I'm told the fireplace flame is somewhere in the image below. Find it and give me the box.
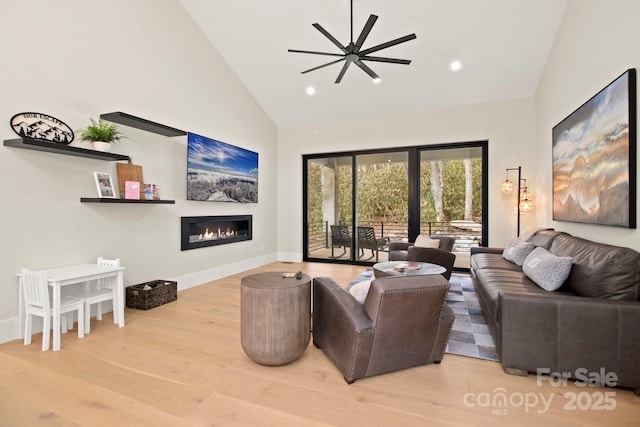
[198,227,236,241]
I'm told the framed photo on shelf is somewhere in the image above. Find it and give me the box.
[143,184,160,200]
[143,184,154,200]
[94,172,117,198]
[125,181,140,200]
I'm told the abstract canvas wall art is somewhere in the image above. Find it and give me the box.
[552,69,636,228]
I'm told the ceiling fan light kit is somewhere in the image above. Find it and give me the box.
[288,0,417,84]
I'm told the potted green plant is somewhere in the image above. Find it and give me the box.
[77,118,126,152]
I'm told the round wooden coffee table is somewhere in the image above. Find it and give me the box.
[373,261,446,278]
[241,272,311,365]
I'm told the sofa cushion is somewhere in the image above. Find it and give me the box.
[522,247,572,291]
[473,269,542,323]
[550,234,640,300]
[519,227,553,242]
[471,252,522,272]
[527,229,561,250]
[502,238,535,266]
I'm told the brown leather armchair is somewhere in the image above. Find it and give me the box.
[312,274,455,384]
[407,247,456,280]
[389,235,455,259]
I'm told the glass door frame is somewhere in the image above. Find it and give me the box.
[302,141,488,266]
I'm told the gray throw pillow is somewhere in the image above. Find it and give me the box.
[502,238,535,266]
[522,247,572,291]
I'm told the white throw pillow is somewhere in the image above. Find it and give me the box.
[414,235,440,248]
[522,247,572,291]
[348,280,372,305]
[502,237,535,266]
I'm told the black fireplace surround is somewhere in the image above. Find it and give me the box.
[181,215,252,251]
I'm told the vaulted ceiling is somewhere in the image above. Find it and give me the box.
[179,0,567,126]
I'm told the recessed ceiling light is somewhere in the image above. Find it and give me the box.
[306,86,316,95]
[450,61,462,71]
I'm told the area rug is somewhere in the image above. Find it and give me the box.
[346,270,499,362]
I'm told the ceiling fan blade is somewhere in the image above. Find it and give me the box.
[358,34,417,56]
[360,56,412,65]
[335,61,352,84]
[288,49,345,58]
[354,14,378,52]
[353,59,380,80]
[313,23,349,54]
[301,58,346,74]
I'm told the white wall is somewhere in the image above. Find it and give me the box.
[5,0,639,344]
[279,0,640,261]
[535,0,640,250]
[0,0,277,340]
[277,97,539,260]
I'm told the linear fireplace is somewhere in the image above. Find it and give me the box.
[181,215,252,251]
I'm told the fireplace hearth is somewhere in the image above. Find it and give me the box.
[181,215,252,250]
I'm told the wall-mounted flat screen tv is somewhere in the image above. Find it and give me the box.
[187,132,258,203]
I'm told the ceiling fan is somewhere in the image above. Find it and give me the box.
[288,0,417,83]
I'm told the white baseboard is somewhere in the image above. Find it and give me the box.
[0,253,280,345]
[0,317,20,346]
[277,252,303,263]
[171,253,278,291]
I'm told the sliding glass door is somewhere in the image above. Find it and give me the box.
[303,141,487,268]
[419,146,486,268]
[355,151,408,262]
[305,155,353,261]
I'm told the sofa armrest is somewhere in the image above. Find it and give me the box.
[500,292,640,390]
[312,277,376,380]
[471,246,504,255]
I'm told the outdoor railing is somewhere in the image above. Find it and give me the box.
[307,220,483,255]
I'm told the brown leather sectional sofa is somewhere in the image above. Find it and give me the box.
[470,229,640,393]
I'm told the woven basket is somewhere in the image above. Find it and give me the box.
[126,280,177,310]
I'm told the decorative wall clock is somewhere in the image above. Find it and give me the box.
[10,112,74,144]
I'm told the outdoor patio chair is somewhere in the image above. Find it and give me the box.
[357,226,389,262]
[330,225,352,258]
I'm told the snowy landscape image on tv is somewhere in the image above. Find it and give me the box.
[187,132,258,203]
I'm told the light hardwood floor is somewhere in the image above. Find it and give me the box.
[1,262,637,426]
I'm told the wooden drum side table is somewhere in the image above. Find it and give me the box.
[241,272,311,365]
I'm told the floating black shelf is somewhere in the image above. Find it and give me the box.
[80,198,175,204]
[4,137,130,161]
[100,112,186,137]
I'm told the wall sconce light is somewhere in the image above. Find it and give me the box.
[502,166,533,235]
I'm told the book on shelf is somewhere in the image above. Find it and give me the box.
[125,181,140,200]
